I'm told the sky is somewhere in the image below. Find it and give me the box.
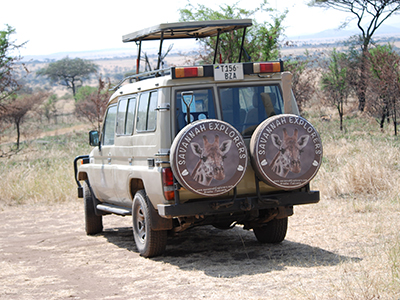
[1,0,399,57]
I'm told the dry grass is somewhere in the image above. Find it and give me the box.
[0,130,91,208]
[304,110,400,299]
[314,136,400,200]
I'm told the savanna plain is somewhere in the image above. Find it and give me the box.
[1,102,400,299]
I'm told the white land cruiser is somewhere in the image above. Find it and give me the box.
[74,19,323,258]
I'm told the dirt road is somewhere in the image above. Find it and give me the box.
[0,199,397,299]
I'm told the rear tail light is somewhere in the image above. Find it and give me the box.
[162,167,175,201]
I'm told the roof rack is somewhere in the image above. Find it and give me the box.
[123,19,252,42]
[126,19,252,70]
[111,19,253,91]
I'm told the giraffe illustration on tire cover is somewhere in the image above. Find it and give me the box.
[270,128,310,178]
[190,135,232,186]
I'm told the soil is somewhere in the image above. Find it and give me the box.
[0,198,397,299]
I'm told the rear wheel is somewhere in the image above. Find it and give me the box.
[132,190,167,258]
[253,217,288,244]
[83,181,103,235]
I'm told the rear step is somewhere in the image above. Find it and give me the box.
[96,203,132,216]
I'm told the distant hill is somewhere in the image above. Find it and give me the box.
[23,48,138,62]
[288,23,400,41]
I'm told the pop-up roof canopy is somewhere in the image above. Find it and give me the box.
[122,19,253,72]
[122,19,253,42]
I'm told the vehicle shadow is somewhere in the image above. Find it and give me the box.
[102,225,362,278]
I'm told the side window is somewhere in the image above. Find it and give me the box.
[147,92,158,131]
[102,105,117,146]
[137,91,158,132]
[176,88,216,132]
[116,98,128,135]
[116,97,137,135]
[125,97,137,135]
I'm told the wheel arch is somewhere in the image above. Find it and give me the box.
[129,178,144,199]
[131,183,173,231]
[78,171,88,181]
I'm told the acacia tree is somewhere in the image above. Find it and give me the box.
[37,57,98,97]
[75,76,111,132]
[367,44,400,134]
[308,0,400,111]
[0,25,27,115]
[321,49,352,131]
[3,91,49,149]
[179,2,286,63]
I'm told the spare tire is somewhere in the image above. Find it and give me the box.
[250,114,323,190]
[170,119,248,196]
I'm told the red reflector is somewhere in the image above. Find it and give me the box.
[254,62,281,73]
[162,168,174,186]
[175,67,203,78]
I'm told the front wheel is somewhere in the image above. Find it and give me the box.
[132,190,167,258]
[83,181,103,235]
[253,217,288,244]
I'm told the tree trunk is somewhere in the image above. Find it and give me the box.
[16,119,20,150]
[338,102,343,131]
[72,81,76,98]
[358,46,369,112]
[393,100,397,136]
[380,113,385,131]
[380,104,388,131]
[358,61,367,111]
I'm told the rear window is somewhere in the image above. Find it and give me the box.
[175,88,216,132]
[219,85,284,136]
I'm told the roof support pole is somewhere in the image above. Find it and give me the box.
[156,31,164,70]
[213,29,221,64]
[136,40,142,74]
[239,27,246,63]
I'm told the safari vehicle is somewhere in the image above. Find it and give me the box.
[74,19,323,258]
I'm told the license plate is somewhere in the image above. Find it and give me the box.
[214,63,244,81]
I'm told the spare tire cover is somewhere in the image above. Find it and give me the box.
[250,114,323,190]
[170,119,248,196]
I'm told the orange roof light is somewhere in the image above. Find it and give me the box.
[174,66,204,78]
[253,62,282,73]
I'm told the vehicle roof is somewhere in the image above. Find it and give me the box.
[122,19,253,42]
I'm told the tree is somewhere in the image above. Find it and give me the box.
[75,85,97,103]
[308,0,400,111]
[42,93,58,124]
[75,76,111,132]
[3,91,49,149]
[321,49,352,131]
[0,24,27,114]
[179,1,286,64]
[285,51,319,113]
[367,44,400,135]
[37,57,98,97]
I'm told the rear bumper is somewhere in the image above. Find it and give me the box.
[157,190,319,218]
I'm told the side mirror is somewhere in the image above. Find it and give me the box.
[89,130,99,147]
